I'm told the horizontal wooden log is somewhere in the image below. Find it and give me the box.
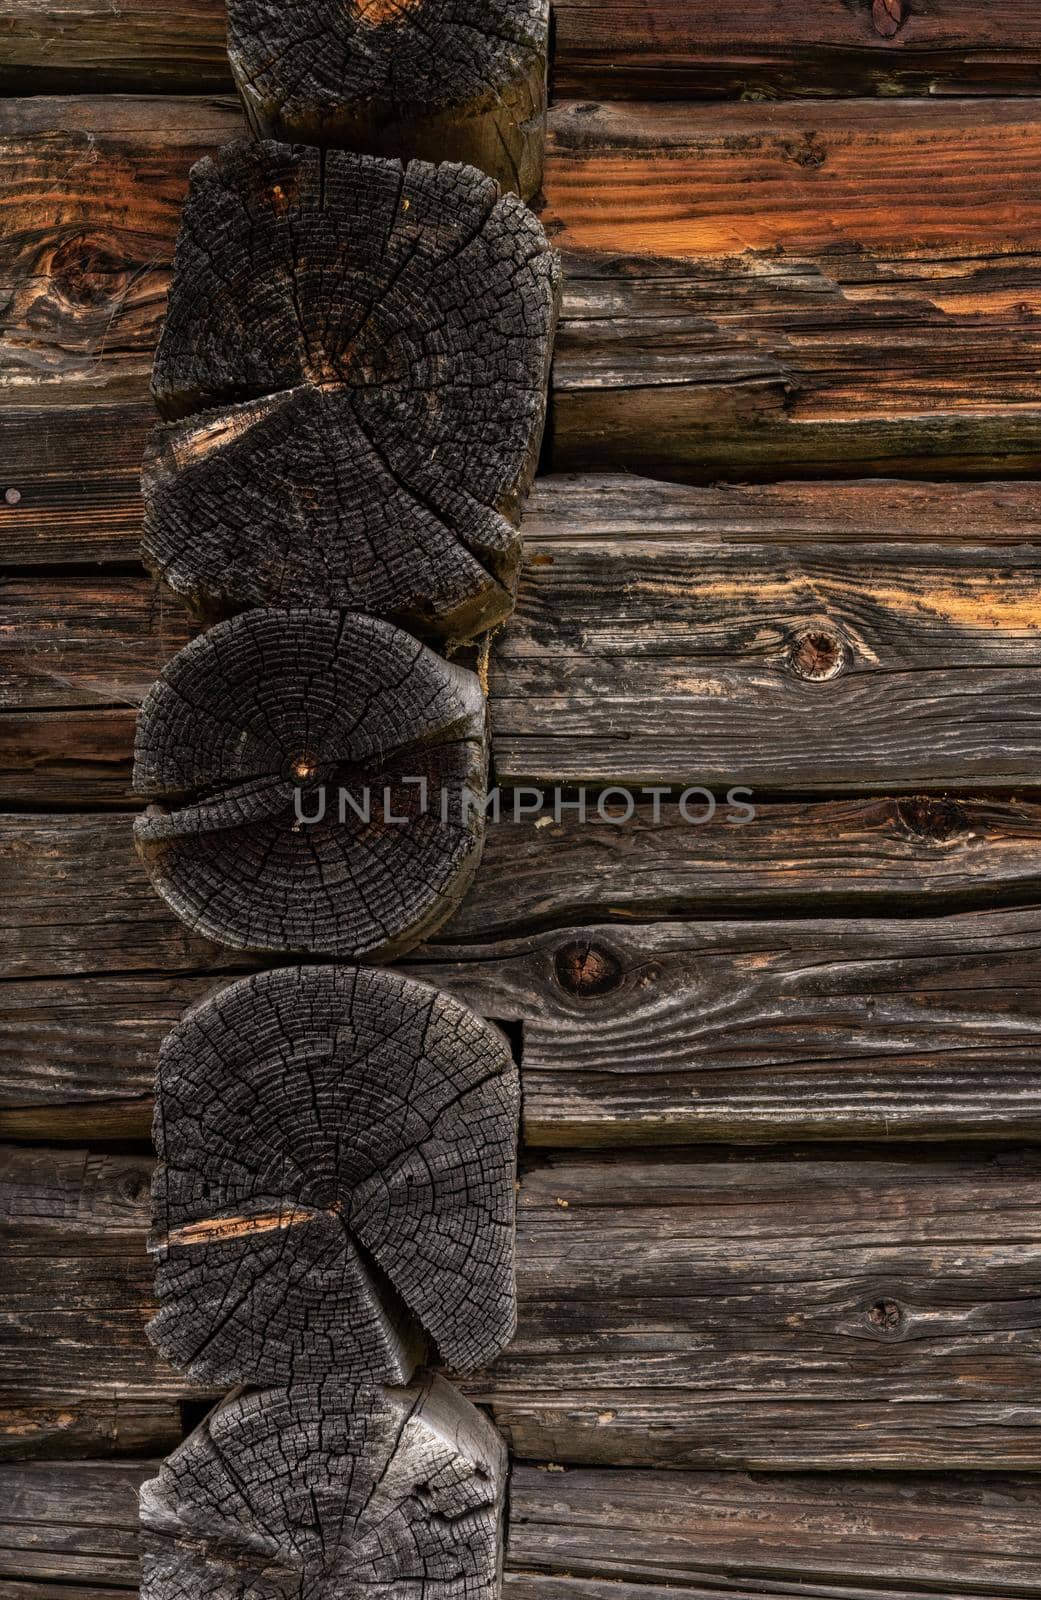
[3,0,1040,99]
[10,902,1041,1152]
[11,463,1041,574]
[10,797,1041,971]
[5,1143,1041,1469]
[10,537,1041,791]
[5,1458,1041,1599]
[6,98,1041,478]
[0,1400,184,1461]
[506,1464,1041,1598]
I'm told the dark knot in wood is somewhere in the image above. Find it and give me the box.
[872,0,905,38]
[50,233,126,308]
[788,629,847,682]
[896,796,969,843]
[554,941,624,997]
[867,1298,904,1333]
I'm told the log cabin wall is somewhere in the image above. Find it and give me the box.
[4,3,1041,1595]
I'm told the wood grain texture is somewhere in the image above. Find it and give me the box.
[132,609,489,959]
[9,539,1041,792]
[149,966,518,1385]
[548,98,1041,479]
[145,141,557,639]
[6,1142,1041,1469]
[6,1457,1041,1598]
[552,0,1041,100]
[2,0,1040,99]
[228,0,548,198]
[10,797,1041,967]
[10,827,1041,1143]
[6,98,1041,479]
[140,1375,507,1600]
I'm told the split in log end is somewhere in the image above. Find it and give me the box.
[148,965,519,1386]
[140,1373,507,1599]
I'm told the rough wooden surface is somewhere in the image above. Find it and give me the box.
[6,98,1041,480]
[7,1457,1041,1598]
[10,896,1041,1145]
[140,1375,507,1600]
[146,141,557,639]
[227,0,548,198]
[9,545,1041,791]
[5,1142,1041,1469]
[3,0,1041,99]
[150,966,518,1384]
[132,609,489,958]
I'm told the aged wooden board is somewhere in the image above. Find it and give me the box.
[3,0,1041,99]
[9,538,1041,789]
[10,902,1041,1152]
[6,98,1041,478]
[5,1143,1041,1468]
[11,795,1041,977]
[5,1457,1041,1598]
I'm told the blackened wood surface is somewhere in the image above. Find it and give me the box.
[132,610,489,958]
[5,1142,1041,1469]
[139,1376,507,1600]
[3,1,1041,99]
[145,142,557,639]
[10,1458,1040,1598]
[6,99,1041,480]
[150,966,518,1384]
[227,0,548,198]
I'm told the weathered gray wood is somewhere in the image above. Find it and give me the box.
[6,1458,1041,1599]
[491,537,1041,789]
[227,0,548,199]
[0,1459,145,1585]
[13,794,1041,976]
[507,1464,1041,1599]
[146,140,557,641]
[7,1142,1041,1469]
[150,965,518,1385]
[140,1375,507,1600]
[0,1399,183,1462]
[6,99,1041,482]
[8,908,1041,1145]
[133,609,489,958]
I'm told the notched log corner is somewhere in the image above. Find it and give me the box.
[132,608,489,959]
[144,139,559,642]
[140,1373,507,1599]
[226,0,549,198]
[148,965,519,1386]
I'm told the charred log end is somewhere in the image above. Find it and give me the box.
[140,1374,507,1599]
[144,142,557,637]
[132,609,490,960]
[148,965,519,1385]
[227,0,550,198]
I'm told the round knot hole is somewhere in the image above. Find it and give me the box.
[554,941,623,998]
[867,1298,903,1333]
[896,796,969,843]
[789,629,847,682]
